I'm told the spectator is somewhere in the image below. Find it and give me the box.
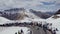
[47,23,52,31]
[43,24,47,34]
[52,30,56,34]
[56,28,58,31]
[38,22,42,28]
[30,31,32,34]
[21,29,23,33]
[23,22,25,25]
[15,32,17,34]
[30,22,33,26]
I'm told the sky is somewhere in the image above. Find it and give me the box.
[0,0,60,12]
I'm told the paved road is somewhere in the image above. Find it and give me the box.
[27,26,52,34]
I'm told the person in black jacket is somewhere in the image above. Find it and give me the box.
[38,22,42,28]
[52,30,56,34]
[15,32,17,34]
[43,23,48,34]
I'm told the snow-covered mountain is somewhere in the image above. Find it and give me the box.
[0,8,58,24]
[29,9,52,19]
[0,8,53,20]
[0,8,40,20]
[0,8,46,24]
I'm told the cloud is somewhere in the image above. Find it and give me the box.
[0,0,60,12]
[41,1,56,5]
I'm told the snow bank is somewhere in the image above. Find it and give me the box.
[0,26,30,34]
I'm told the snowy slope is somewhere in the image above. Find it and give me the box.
[24,9,40,19]
[46,14,60,34]
[17,9,45,23]
[0,26,30,34]
[0,16,14,24]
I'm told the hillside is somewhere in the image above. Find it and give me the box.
[46,10,60,34]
